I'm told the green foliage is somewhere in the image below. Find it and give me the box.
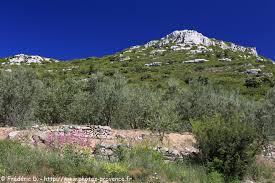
[85,74,129,127]
[148,99,180,141]
[0,69,42,127]
[208,171,225,183]
[246,161,275,183]
[35,78,82,124]
[0,163,5,176]
[121,145,210,182]
[192,114,261,180]
[0,140,212,182]
[260,87,275,140]
[101,163,128,176]
[0,139,272,182]
[123,87,158,129]
[176,82,271,138]
[244,77,261,88]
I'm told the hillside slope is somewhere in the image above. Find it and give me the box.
[1,30,274,98]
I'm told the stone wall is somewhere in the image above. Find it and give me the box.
[93,142,199,163]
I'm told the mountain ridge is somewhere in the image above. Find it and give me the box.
[1,30,273,63]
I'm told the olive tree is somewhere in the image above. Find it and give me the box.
[148,96,180,142]
[177,83,252,131]
[0,69,42,127]
[35,78,82,124]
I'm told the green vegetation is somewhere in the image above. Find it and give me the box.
[1,140,273,182]
[1,140,270,183]
[0,46,275,182]
[192,114,260,180]
[0,68,274,182]
[0,140,210,182]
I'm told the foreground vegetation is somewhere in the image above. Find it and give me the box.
[0,140,273,183]
[0,68,274,182]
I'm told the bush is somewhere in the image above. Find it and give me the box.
[123,87,158,129]
[244,78,261,88]
[192,114,261,180]
[208,171,225,183]
[101,163,128,176]
[0,69,42,127]
[260,87,275,141]
[86,74,129,127]
[35,78,82,124]
[104,70,115,76]
[0,163,5,176]
[140,74,151,81]
[176,83,260,131]
[148,99,180,141]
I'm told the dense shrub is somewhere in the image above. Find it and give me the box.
[176,83,264,131]
[67,74,181,131]
[244,78,261,88]
[0,69,272,144]
[123,87,158,129]
[192,114,261,180]
[148,99,180,141]
[0,69,42,127]
[35,78,82,124]
[86,74,129,127]
[260,87,275,140]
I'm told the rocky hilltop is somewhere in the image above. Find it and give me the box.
[2,54,59,65]
[127,30,258,56]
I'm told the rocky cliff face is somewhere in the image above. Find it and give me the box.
[2,54,59,65]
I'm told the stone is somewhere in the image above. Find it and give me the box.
[181,146,199,156]
[257,57,264,62]
[145,62,162,67]
[245,69,262,75]
[4,69,12,72]
[219,58,232,62]
[100,126,112,131]
[169,149,180,156]
[34,132,48,143]
[8,131,20,139]
[32,124,40,129]
[164,156,176,161]
[104,149,114,156]
[100,143,111,149]
[119,56,131,62]
[38,126,48,131]
[159,147,169,154]
[262,72,273,77]
[150,49,166,55]
[183,59,209,64]
[242,180,255,183]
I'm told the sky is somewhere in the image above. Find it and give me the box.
[0,0,274,60]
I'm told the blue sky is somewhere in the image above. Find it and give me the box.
[0,0,274,60]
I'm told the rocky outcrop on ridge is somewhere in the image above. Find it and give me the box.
[2,54,59,65]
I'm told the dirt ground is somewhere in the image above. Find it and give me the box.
[0,127,13,140]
